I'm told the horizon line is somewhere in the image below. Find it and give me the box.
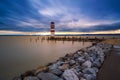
[0,29,120,35]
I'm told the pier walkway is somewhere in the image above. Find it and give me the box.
[98,46,120,80]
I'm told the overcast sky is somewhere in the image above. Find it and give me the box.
[0,0,120,32]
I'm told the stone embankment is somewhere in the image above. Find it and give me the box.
[13,43,112,80]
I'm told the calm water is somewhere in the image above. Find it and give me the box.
[0,36,92,80]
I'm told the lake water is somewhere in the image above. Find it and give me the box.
[0,36,92,80]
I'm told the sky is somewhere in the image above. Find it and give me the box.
[0,0,120,34]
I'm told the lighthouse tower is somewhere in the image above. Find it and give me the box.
[50,22,55,37]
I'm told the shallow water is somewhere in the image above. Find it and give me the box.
[0,36,92,80]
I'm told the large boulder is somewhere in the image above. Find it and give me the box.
[37,72,63,80]
[83,74,96,80]
[84,54,90,61]
[78,57,85,63]
[77,51,83,56]
[74,53,79,59]
[62,69,79,80]
[70,68,79,76]
[99,57,104,63]
[98,52,104,58]
[82,68,96,76]
[49,61,63,70]
[49,69,63,76]
[24,76,39,80]
[69,60,76,66]
[89,57,94,62]
[93,59,101,68]
[74,66,82,72]
[89,54,96,61]
[93,67,99,73]
[82,60,92,68]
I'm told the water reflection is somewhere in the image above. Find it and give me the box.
[0,36,92,80]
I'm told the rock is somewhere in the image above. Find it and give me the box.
[80,77,86,80]
[69,60,76,66]
[83,74,96,80]
[89,53,95,57]
[37,72,63,80]
[99,57,104,63]
[98,52,104,57]
[93,67,99,73]
[24,76,39,80]
[89,57,94,62]
[84,54,90,60]
[84,52,88,55]
[74,66,82,72]
[93,60,101,68]
[50,69,63,76]
[59,63,70,70]
[82,68,96,76]
[62,69,79,80]
[77,51,83,56]
[70,68,79,76]
[49,61,63,70]
[66,57,71,61]
[91,54,97,61]
[78,57,85,63]
[77,71,83,78]
[74,53,79,59]
[82,60,92,68]
[35,66,48,75]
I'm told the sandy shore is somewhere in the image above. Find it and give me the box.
[102,38,120,45]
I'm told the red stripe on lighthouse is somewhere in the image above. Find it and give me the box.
[51,29,55,32]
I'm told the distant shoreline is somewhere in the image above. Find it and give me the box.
[0,34,120,36]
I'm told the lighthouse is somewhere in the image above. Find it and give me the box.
[50,22,55,37]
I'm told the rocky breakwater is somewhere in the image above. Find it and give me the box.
[13,43,112,80]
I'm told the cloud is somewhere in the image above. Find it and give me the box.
[29,0,120,30]
[0,0,120,33]
[57,19,120,28]
[17,18,47,28]
[38,7,64,17]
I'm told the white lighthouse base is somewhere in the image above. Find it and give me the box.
[51,32,55,37]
